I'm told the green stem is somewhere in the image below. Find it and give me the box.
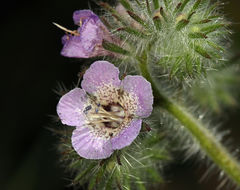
[138,57,240,186]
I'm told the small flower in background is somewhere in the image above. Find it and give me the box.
[54,10,114,58]
[57,61,153,159]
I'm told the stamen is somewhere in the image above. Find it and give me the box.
[53,22,80,36]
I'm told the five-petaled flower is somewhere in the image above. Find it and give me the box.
[59,10,113,58]
[57,61,153,159]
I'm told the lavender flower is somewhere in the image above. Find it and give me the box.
[57,61,153,159]
[59,10,113,58]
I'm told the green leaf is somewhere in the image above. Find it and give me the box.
[102,40,130,55]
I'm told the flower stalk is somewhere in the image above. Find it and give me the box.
[138,54,240,186]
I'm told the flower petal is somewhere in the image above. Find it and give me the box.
[61,17,102,58]
[72,127,114,159]
[122,76,153,118]
[111,119,142,150]
[57,88,87,126]
[73,10,99,25]
[81,61,121,93]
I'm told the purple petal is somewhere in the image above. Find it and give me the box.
[61,18,101,58]
[61,35,68,45]
[72,127,113,159]
[61,17,112,58]
[81,61,121,93]
[57,88,87,127]
[73,10,99,25]
[111,119,142,150]
[122,76,153,118]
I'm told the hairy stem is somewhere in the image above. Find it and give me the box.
[138,56,240,186]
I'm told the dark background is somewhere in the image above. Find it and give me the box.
[1,1,240,190]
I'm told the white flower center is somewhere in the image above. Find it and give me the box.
[83,84,138,139]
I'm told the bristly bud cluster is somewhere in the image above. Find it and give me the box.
[100,0,229,80]
[52,1,240,189]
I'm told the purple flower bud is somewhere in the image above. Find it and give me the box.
[57,61,153,159]
[60,10,113,58]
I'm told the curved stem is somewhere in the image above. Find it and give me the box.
[138,57,240,186]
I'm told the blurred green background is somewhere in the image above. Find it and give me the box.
[1,0,240,190]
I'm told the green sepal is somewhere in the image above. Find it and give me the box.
[176,19,189,30]
[98,2,127,25]
[189,0,201,13]
[127,10,148,28]
[119,0,133,11]
[193,44,211,59]
[185,54,193,76]
[102,40,130,55]
[201,24,224,34]
[117,27,148,38]
[163,0,169,9]
[174,2,182,13]
[207,40,224,51]
[146,168,163,183]
[177,0,191,13]
[153,0,160,9]
[134,0,141,6]
[100,16,112,29]
[189,32,207,39]
[73,163,96,184]
[193,19,212,24]
[146,0,152,15]
[160,7,168,22]
[187,11,196,20]
[170,57,182,78]
[153,16,162,30]
[88,167,105,190]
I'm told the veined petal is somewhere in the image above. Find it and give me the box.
[73,10,99,25]
[111,119,142,150]
[81,61,121,93]
[122,76,153,118]
[72,127,113,159]
[57,88,87,127]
